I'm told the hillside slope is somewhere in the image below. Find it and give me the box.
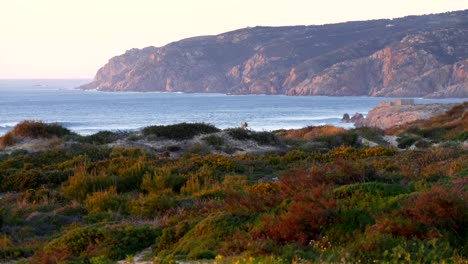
[81,10,468,98]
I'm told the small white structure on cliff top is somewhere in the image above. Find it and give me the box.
[378,99,414,107]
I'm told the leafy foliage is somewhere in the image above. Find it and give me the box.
[227,128,280,145]
[78,131,126,145]
[0,121,466,263]
[142,123,220,139]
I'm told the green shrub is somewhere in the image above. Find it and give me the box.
[53,203,87,216]
[186,143,211,155]
[83,212,123,224]
[354,127,385,144]
[227,128,280,145]
[166,145,182,152]
[107,224,159,260]
[397,134,421,148]
[89,255,113,264]
[297,141,328,153]
[415,139,431,148]
[0,167,74,193]
[84,187,129,214]
[61,169,114,203]
[41,224,158,261]
[315,131,359,148]
[142,123,220,140]
[226,128,250,140]
[455,131,468,141]
[129,193,176,217]
[79,131,123,144]
[42,225,107,258]
[345,232,457,263]
[334,182,408,199]
[155,227,176,251]
[251,131,280,145]
[0,245,34,261]
[325,208,375,242]
[202,135,224,147]
[346,232,403,261]
[141,169,186,194]
[174,213,250,260]
[188,249,215,260]
[407,126,452,141]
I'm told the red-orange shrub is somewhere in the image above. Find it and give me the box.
[406,185,466,232]
[254,169,336,245]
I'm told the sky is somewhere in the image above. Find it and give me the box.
[1,0,468,79]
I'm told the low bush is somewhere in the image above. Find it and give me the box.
[202,135,224,147]
[397,134,420,148]
[415,139,431,148]
[0,121,73,148]
[173,213,251,260]
[315,131,359,148]
[227,128,280,145]
[405,185,466,246]
[334,182,408,200]
[9,121,72,139]
[226,128,250,141]
[0,133,15,148]
[79,131,123,144]
[166,145,182,152]
[0,245,34,261]
[251,131,280,145]
[84,187,129,214]
[142,123,220,140]
[39,224,158,262]
[129,193,176,217]
[61,167,114,203]
[455,131,468,141]
[407,126,452,141]
[354,126,387,145]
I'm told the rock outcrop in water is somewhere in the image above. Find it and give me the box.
[81,10,468,98]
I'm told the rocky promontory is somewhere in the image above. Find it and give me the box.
[355,100,458,129]
[81,10,468,98]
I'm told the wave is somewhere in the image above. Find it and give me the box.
[0,122,18,129]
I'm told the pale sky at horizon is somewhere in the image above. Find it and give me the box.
[1,0,468,79]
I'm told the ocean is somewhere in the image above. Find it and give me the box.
[0,79,465,136]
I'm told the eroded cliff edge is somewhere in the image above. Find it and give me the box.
[81,10,468,98]
[355,100,461,129]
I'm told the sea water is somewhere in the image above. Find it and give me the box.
[0,79,465,136]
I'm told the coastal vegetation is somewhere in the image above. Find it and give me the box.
[0,107,467,263]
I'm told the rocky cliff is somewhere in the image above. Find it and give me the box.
[355,103,458,129]
[81,10,468,98]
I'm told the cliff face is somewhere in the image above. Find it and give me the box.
[81,10,468,98]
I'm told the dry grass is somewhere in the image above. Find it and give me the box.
[0,132,15,148]
[0,120,72,148]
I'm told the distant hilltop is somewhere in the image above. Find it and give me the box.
[81,10,468,98]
